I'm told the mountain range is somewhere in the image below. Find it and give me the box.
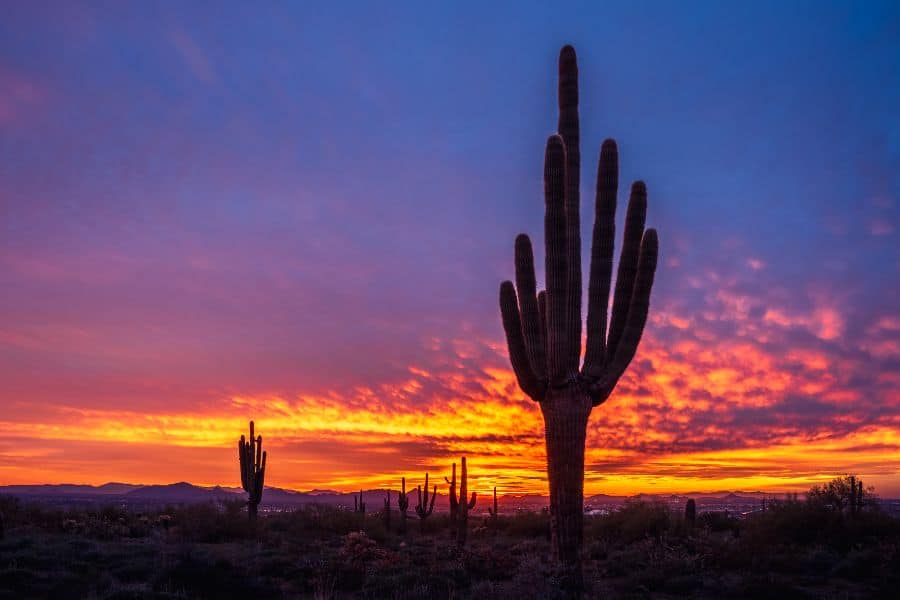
[0,482,799,511]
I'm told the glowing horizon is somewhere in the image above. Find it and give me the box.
[1,3,898,498]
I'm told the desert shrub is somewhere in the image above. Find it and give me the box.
[168,502,252,542]
[740,500,900,554]
[502,511,550,539]
[698,510,739,534]
[586,501,671,544]
[155,547,279,599]
[265,503,359,539]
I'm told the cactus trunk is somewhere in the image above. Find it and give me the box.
[398,477,409,533]
[457,457,476,546]
[542,396,590,565]
[685,499,696,527]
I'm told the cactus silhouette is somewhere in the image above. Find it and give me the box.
[353,490,366,514]
[445,457,477,544]
[398,477,410,533]
[685,499,696,527]
[238,420,267,521]
[499,45,659,579]
[414,473,437,523]
[445,457,477,545]
[383,490,391,529]
[487,486,499,526]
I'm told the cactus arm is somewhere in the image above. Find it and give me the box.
[591,228,658,404]
[537,291,547,346]
[427,485,436,516]
[543,135,569,385]
[467,493,477,510]
[558,44,582,372]
[583,139,618,376]
[500,281,543,400]
[605,182,648,361]
[515,235,547,381]
[238,437,248,490]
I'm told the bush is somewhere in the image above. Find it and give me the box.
[586,501,671,544]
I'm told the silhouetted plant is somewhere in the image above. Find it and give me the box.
[382,490,391,529]
[397,477,410,533]
[446,457,477,544]
[808,475,872,514]
[487,486,499,527]
[353,490,366,514]
[414,473,437,525]
[499,44,659,582]
[685,499,696,528]
[237,420,267,521]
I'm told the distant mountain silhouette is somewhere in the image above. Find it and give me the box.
[0,482,835,509]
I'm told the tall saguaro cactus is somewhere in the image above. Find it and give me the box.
[499,45,659,578]
[445,457,477,543]
[238,421,267,521]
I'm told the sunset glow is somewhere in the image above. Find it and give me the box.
[1,3,898,498]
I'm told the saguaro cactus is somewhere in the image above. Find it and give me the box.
[383,490,391,529]
[398,477,410,533]
[414,473,437,522]
[487,486,499,526]
[445,457,477,543]
[238,420,267,521]
[685,499,696,527]
[354,490,366,514]
[499,45,659,579]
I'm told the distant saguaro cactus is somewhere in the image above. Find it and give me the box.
[445,457,477,544]
[354,490,366,514]
[414,473,437,523]
[238,421,267,521]
[383,490,391,529]
[499,45,659,580]
[685,499,696,527]
[487,486,499,526]
[398,477,410,533]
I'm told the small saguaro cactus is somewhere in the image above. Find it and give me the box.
[446,458,478,541]
[383,490,391,529]
[398,477,410,533]
[685,499,696,527]
[487,486,499,526]
[354,490,366,514]
[238,420,267,521]
[415,473,437,523]
[445,457,477,545]
[849,476,858,514]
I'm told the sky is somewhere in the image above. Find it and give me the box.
[1,1,899,497]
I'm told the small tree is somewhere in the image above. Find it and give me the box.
[807,474,873,513]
